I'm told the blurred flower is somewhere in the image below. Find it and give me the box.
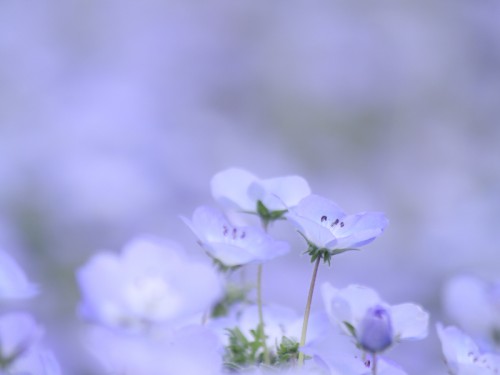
[436,323,500,375]
[0,312,61,375]
[302,325,408,375]
[76,236,223,331]
[182,206,289,267]
[321,283,428,354]
[0,250,38,299]
[210,168,311,213]
[286,195,388,254]
[443,275,500,346]
[86,324,222,375]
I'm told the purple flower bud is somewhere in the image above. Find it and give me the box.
[358,305,393,353]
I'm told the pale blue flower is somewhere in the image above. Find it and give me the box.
[286,195,388,252]
[358,305,393,353]
[302,326,408,375]
[437,323,500,375]
[182,206,290,267]
[321,283,428,354]
[76,236,223,331]
[210,168,311,213]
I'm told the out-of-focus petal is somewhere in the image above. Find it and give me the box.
[391,303,429,341]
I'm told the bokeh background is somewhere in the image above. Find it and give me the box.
[1,1,500,374]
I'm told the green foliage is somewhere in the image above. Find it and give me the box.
[211,284,252,318]
[224,327,303,371]
[276,336,300,365]
[224,324,269,371]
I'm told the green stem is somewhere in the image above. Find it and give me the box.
[257,264,270,365]
[298,256,321,366]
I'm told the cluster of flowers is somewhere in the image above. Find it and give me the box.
[1,168,499,374]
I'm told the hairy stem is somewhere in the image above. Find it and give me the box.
[257,264,270,365]
[298,256,321,366]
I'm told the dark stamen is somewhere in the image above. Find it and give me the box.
[321,215,327,222]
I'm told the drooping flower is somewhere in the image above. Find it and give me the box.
[210,168,311,216]
[321,283,429,354]
[286,195,388,257]
[0,312,61,375]
[76,236,223,331]
[0,250,38,299]
[182,206,290,267]
[437,323,500,375]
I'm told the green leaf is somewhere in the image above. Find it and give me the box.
[343,321,357,337]
[276,336,300,365]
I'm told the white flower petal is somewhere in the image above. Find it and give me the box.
[210,168,257,211]
[253,175,311,210]
[391,303,429,341]
[321,283,382,330]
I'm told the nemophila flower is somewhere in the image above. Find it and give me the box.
[210,168,311,221]
[86,324,222,375]
[321,283,429,354]
[76,236,223,331]
[286,195,388,260]
[437,323,500,375]
[182,206,290,267]
[302,328,409,375]
[0,250,38,299]
[0,312,61,375]
[443,275,500,344]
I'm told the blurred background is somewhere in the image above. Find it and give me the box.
[1,0,500,374]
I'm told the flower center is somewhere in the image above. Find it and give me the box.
[222,225,247,241]
[124,275,182,322]
[319,215,345,232]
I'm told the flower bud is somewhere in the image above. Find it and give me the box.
[358,305,393,353]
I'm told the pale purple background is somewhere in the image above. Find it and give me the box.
[1,1,500,374]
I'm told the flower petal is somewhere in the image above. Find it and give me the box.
[334,212,388,249]
[321,283,382,329]
[250,175,311,210]
[210,168,257,211]
[391,303,429,341]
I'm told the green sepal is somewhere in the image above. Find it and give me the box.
[210,256,242,273]
[256,200,288,228]
[330,248,360,256]
[297,231,359,266]
[344,321,357,338]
